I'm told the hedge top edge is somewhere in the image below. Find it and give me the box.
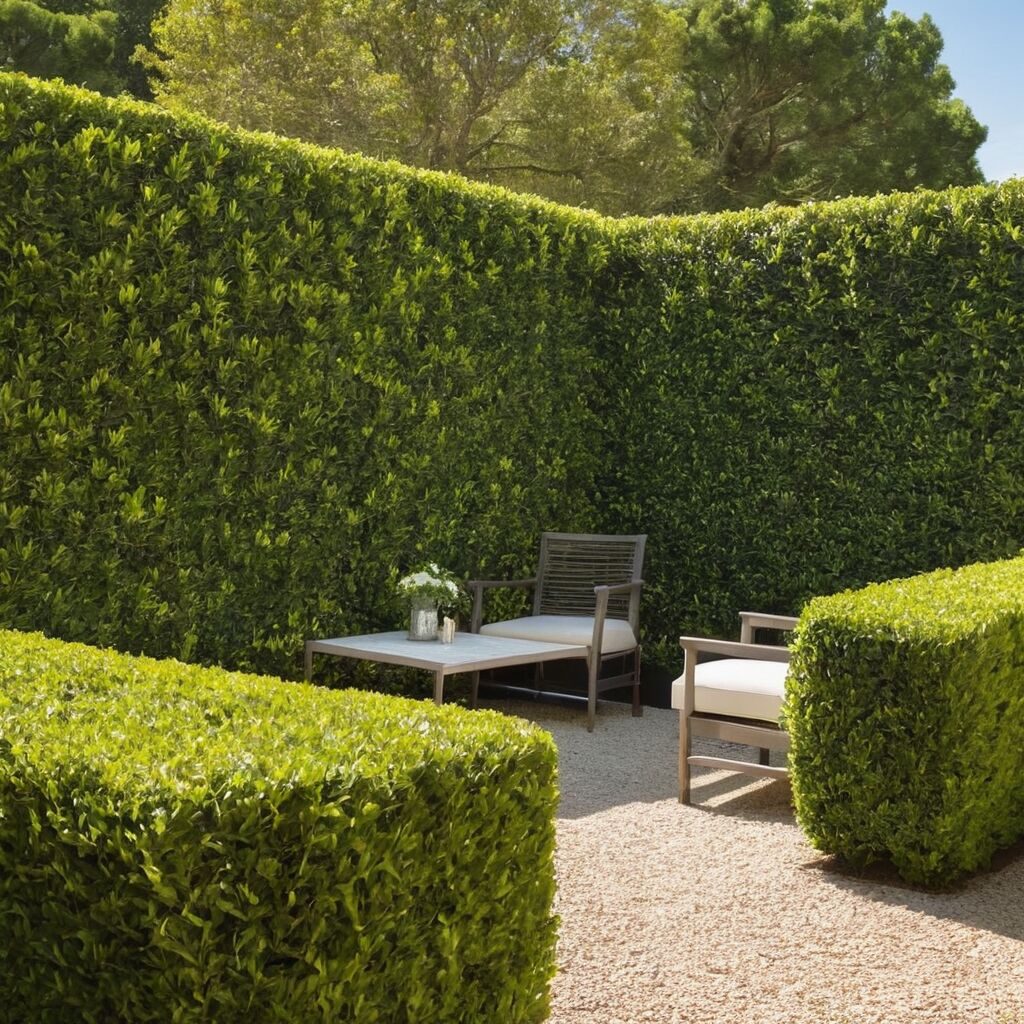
[2,70,1017,237]
[797,555,1024,642]
[0,71,610,227]
[0,629,556,798]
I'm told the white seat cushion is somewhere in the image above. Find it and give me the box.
[479,615,637,653]
[670,658,788,723]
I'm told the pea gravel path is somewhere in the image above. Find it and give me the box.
[481,697,1024,1024]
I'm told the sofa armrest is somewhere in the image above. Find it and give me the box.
[739,611,800,644]
[679,636,792,663]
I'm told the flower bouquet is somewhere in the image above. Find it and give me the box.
[398,563,462,640]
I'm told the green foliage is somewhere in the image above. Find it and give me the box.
[145,0,985,216]
[147,0,576,176]
[503,0,697,215]
[103,0,164,99]
[1,0,163,98]
[671,0,986,211]
[1,73,1022,680]
[785,556,1024,886]
[0,628,559,1022]
[594,184,1024,665]
[0,0,121,94]
[0,72,604,677]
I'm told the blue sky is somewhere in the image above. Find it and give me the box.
[886,1,1023,182]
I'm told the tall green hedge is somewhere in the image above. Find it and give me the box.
[0,628,559,1021]
[0,74,605,676]
[595,190,1024,661]
[785,556,1024,886]
[2,72,1024,677]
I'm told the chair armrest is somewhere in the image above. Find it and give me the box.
[593,580,644,597]
[739,611,799,644]
[593,581,645,653]
[467,578,537,633]
[679,636,792,663]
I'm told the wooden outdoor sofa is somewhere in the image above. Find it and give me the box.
[673,611,798,803]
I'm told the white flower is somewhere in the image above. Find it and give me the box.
[397,562,463,604]
[399,570,443,589]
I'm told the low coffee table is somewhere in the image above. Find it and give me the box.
[304,631,588,707]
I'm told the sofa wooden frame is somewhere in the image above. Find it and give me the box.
[678,611,798,803]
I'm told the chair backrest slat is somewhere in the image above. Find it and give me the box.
[534,532,646,627]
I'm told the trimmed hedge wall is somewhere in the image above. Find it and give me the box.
[2,72,1024,678]
[595,190,1024,662]
[0,73,605,676]
[785,556,1024,887]
[0,629,559,1021]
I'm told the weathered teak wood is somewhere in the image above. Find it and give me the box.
[685,756,788,781]
[687,713,791,751]
[679,637,791,662]
[534,533,646,635]
[468,532,646,732]
[678,613,795,804]
[738,611,800,644]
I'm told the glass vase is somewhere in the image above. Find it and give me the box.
[408,594,439,641]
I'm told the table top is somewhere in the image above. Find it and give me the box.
[306,631,588,674]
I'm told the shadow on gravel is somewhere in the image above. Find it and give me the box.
[482,695,795,821]
[689,775,794,820]
[800,842,1024,942]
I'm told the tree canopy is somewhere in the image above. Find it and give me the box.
[40,0,987,215]
[670,0,987,210]
[0,0,163,97]
[0,0,120,94]
[144,0,579,173]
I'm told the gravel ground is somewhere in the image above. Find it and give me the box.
[481,696,1024,1024]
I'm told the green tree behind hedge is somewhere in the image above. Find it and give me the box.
[0,0,120,93]
[145,0,986,215]
[0,0,164,98]
[144,0,577,174]
[106,0,164,99]
[669,0,986,211]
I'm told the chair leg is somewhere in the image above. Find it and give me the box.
[534,660,545,695]
[586,654,598,732]
[679,710,691,803]
[759,747,770,766]
[631,646,642,717]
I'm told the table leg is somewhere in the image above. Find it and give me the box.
[304,643,314,681]
[470,671,480,708]
[433,669,445,706]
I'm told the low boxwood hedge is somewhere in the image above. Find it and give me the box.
[0,629,558,1022]
[786,556,1024,886]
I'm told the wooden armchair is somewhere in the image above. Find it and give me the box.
[468,532,646,732]
[673,611,798,803]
